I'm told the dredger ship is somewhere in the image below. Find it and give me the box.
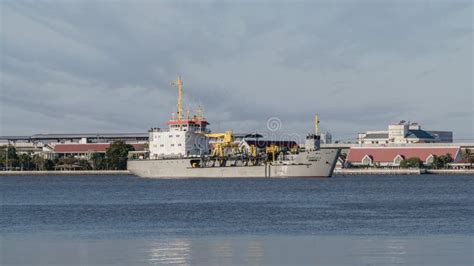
[127,76,340,178]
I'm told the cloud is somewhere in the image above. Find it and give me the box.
[1,0,472,141]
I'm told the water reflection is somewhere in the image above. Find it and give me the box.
[357,238,408,265]
[246,240,264,265]
[140,236,472,266]
[148,239,191,265]
[1,235,472,265]
[145,238,266,265]
[209,240,233,265]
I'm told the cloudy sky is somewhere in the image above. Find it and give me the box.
[1,0,472,141]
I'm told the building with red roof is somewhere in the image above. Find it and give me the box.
[54,143,145,159]
[346,146,461,167]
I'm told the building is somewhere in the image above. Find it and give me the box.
[357,121,453,145]
[346,146,461,167]
[0,133,147,160]
[54,143,145,160]
[320,132,332,144]
[0,133,148,145]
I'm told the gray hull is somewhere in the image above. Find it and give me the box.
[128,149,340,178]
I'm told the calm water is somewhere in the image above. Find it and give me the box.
[1,175,473,265]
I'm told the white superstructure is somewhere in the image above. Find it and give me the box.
[148,120,210,159]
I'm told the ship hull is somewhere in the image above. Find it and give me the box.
[128,149,340,178]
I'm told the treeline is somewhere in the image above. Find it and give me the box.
[399,155,453,169]
[399,150,473,169]
[0,141,135,171]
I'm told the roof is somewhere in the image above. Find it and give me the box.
[234,133,264,139]
[406,130,434,139]
[244,140,298,149]
[364,133,389,139]
[347,147,460,163]
[0,136,31,141]
[54,143,145,153]
[0,133,148,141]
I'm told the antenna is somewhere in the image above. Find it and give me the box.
[171,75,184,121]
[196,105,204,121]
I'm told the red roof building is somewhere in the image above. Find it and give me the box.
[54,143,145,154]
[346,146,461,166]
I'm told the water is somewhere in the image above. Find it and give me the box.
[1,175,473,265]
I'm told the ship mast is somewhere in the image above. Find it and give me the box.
[314,114,319,135]
[172,76,184,121]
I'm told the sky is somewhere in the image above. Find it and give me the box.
[1,0,473,141]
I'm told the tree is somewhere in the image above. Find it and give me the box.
[58,156,79,166]
[431,154,453,169]
[19,153,33,170]
[90,153,106,170]
[105,141,134,170]
[0,146,5,170]
[44,159,55,170]
[400,157,423,168]
[1,145,19,170]
[32,154,45,170]
[78,159,92,170]
[464,149,473,168]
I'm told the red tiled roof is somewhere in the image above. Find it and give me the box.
[54,143,145,153]
[347,147,460,163]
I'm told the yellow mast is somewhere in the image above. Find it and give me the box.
[172,76,184,121]
[314,114,319,135]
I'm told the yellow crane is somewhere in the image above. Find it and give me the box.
[265,144,280,161]
[205,131,239,157]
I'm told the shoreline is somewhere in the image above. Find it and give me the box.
[0,170,131,176]
[334,168,474,175]
[0,169,473,176]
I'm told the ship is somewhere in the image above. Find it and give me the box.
[127,76,340,178]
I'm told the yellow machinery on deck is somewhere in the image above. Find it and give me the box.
[265,144,280,161]
[205,131,239,157]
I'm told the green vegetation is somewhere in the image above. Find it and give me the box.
[0,146,19,170]
[44,159,55,170]
[105,141,135,170]
[90,153,107,170]
[399,157,423,168]
[1,146,58,170]
[464,149,474,168]
[1,141,135,171]
[430,154,453,169]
